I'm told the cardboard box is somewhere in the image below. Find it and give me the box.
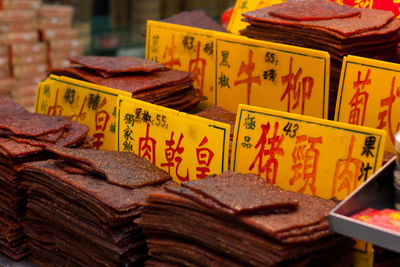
[11,42,46,55]
[39,17,72,29]
[0,0,41,10]
[38,4,74,18]
[13,63,46,78]
[48,38,82,50]
[40,28,78,41]
[0,10,37,22]
[12,53,47,65]
[0,78,14,95]
[49,48,82,60]
[0,31,39,44]
[0,21,38,33]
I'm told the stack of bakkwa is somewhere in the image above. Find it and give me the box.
[22,146,172,266]
[137,171,354,266]
[0,96,90,261]
[240,0,400,119]
[50,55,204,112]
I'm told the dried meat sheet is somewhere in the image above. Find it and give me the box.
[180,171,299,215]
[23,159,170,217]
[70,56,166,75]
[243,5,395,36]
[51,67,196,94]
[268,0,360,21]
[147,237,243,267]
[195,106,236,129]
[159,10,228,33]
[0,137,44,158]
[45,147,171,188]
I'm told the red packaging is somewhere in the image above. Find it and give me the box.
[39,17,72,29]
[0,0,41,11]
[40,28,78,41]
[331,0,400,18]
[0,10,36,22]
[351,208,400,233]
[12,63,46,78]
[38,4,73,18]
[11,42,46,55]
[0,31,38,44]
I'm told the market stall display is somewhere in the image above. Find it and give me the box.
[22,147,172,266]
[138,171,354,266]
[0,96,90,261]
[240,0,400,119]
[51,56,204,112]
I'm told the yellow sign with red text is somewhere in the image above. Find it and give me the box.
[335,55,400,154]
[35,75,128,150]
[228,0,286,34]
[215,33,330,119]
[118,95,230,184]
[232,104,385,201]
[146,20,216,106]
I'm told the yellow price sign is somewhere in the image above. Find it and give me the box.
[118,95,230,184]
[228,0,287,34]
[232,104,386,201]
[146,20,216,106]
[35,75,129,151]
[215,33,330,119]
[335,55,400,154]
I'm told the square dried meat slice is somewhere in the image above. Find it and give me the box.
[268,0,360,21]
[159,10,228,33]
[180,171,299,215]
[45,147,171,189]
[69,56,166,76]
[50,67,196,95]
[243,5,395,37]
[0,97,72,136]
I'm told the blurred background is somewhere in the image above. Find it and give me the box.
[46,0,235,57]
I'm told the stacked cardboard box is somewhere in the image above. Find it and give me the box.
[0,0,44,111]
[38,4,82,70]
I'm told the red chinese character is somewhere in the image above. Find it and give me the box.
[139,123,157,165]
[47,88,63,115]
[162,35,181,69]
[234,50,261,105]
[249,122,285,184]
[95,110,110,132]
[161,132,189,182]
[377,76,400,145]
[281,57,313,115]
[332,135,362,197]
[189,41,207,96]
[92,133,104,150]
[348,69,371,126]
[196,136,214,179]
[290,135,322,195]
[256,0,268,9]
